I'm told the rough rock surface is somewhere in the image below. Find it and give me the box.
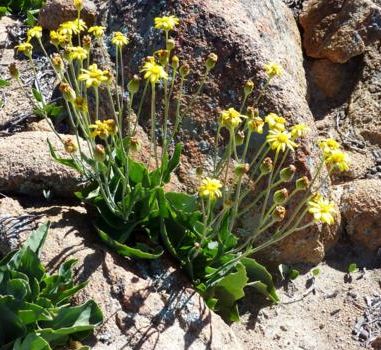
[341,179,381,251]
[103,0,338,264]
[38,0,97,30]
[0,131,82,197]
[300,0,381,63]
[0,196,242,350]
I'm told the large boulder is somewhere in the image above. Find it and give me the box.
[103,0,338,264]
[300,0,381,63]
[0,196,242,349]
[341,179,381,251]
[38,0,97,30]
[0,131,82,197]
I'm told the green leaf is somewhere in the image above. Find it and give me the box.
[165,192,198,213]
[311,268,320,277]
[161,143,182,183]
[0,79,10,88]
[32,88,43,103]
[6,279,30,301]
[242,257,279,303]
[288,269,300,280]
[13,333,51,350]
[211,263,248,322]
[96,227,163,259]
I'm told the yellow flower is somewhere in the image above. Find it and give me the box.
[266,130,298,153]
[15,42,33,56]
[66,46,88,61]
[64,138,77,153]
[27,26,42,41]
[291,123,310,139]
[89,119,117,139]
[111,32,129,47]
[74,97,88,113]
[88,26,106,38]
[59,19,86,36]
[324,149,349,172]
[141,57,168,84]
[308,194,336,225]
[265,113,286,131]
[198,177,223,201]
[154,15,179,31]
[50,30,70,47]
[264,62,283,78]
[319,138,340,154]
[247,116,264,134]
[78,64,109,88]
[73,0,83,11]
[219,107,245,130]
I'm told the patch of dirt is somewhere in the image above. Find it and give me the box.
[232,243,381,350]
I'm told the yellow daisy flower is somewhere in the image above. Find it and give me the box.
[219,107,245,130]
[324,149,349,172]
[319,138,340,154]
[89,119,117,139]
[291,123,310,139]
[265,113,286,131]
[66,46,88,61]
[27,26,43,41]
[154,15,179,31]
[198,177,223,201]
[308,194,336,225]
[141,57,168,84]
[88,26,106,38]
[15,42,33,56]
[264,62,283,78]
[78,64,109,88]
[111,32,129,47]
[266,129,298,153]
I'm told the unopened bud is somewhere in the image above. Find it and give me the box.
[127,75,140,94]
[195,167,203,177]
[235,163,250,177]
[8,63,19,79]
[273,188,288,204]
[280,165,296,182]
[64,138,77,153]
[272,206,286,222]
[244,80,254,96]
[179,63,190,77]
[94,144,106,162]
[172,55,179,69]
[205,53,218,71]
[129,136,141,152]
[166,38,175,51]
[296,176,309,190]
[73,0,83,11]
[59,82,76,102]
[51,53,64,72]
[82,35,92,50]
[155,49,170,66]
[194,242,201,249]
[260,157,273,175]
[235,130,245,145]
[74,96,88,113]
[247,107,259,119]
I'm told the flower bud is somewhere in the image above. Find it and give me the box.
[244,80,254,96]
[82,35,92,50]
[129,136,141,152]
[196,167,203,177]
[260,157,273,175]
[166,38,175,51]
[234,163,250,177]
[73,0,83,11]
[64,138,77,153]
[8,63,19,79]
[74,97,88,113]
[59,82,76,102]
[247,107,259,119]
[272,206,286,222]
[51,53,64,72]
[172,55,179,69]
[235,130,245,145]
[127,75,140,94]
[194,242,201,249]
[296,176,309,190]
[273,188,288,204]
[155,49,170,66]
[94,144,106,162]
[179,63,190,77]
[280,165,296,182]
[205,53,218,71]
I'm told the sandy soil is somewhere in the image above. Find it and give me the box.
[232,243,381,350]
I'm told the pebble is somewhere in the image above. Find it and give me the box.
[280,325,288,332]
